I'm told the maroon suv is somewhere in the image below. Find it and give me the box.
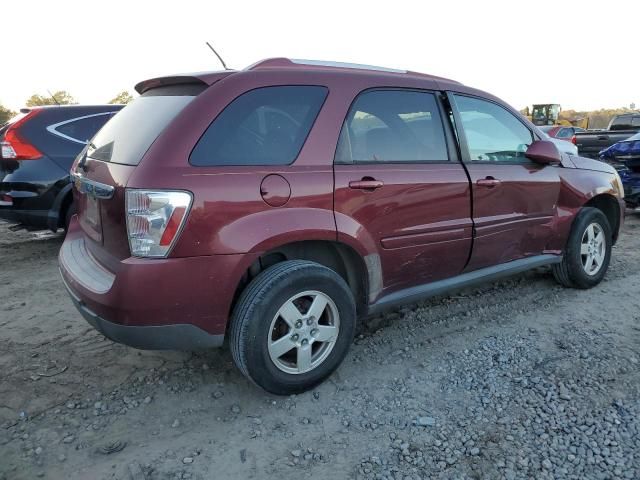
[59,58,625,394]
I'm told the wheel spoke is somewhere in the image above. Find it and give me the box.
[586,224,595,242]
[594,231,605,246]
[269,336,295,359]
[297,345,312,372]
[580,243,589,255]
[594,248,604,266]
[278,301,302,328]
[314,325,338,343]
[306,294,328,321]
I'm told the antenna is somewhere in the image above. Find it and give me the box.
[205,42,230,71]
[47,90,61,106]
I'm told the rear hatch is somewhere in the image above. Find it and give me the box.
[72,79,214,263]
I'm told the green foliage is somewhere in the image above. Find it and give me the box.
[108,91,134,105]
[25,91,77,107]
[0,103,16,124]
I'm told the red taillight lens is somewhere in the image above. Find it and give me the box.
[571,135,577,145]
[126,190,192,257]
[159,206,186,246]
[1,110,43,160]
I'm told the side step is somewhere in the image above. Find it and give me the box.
[367,254,562,316]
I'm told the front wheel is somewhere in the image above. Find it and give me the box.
[229,260,356,395]
[552,207,612,289]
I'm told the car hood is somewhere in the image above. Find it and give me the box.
[566,155,616,174]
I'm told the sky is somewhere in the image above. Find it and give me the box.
[2,0,638,112]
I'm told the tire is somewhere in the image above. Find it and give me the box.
[229,260,356,395]
[552,207,612,289]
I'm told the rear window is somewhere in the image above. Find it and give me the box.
[88,86,202,165]
[189,86,328,166]
[610,115,640,130]
[556,127,573,138]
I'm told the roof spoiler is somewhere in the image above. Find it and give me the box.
[134,75,209,95]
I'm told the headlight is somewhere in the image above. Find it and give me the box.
[612,171,625,199]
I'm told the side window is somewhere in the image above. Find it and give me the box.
[632,117,640,127]
[453,95,533,163]
[190,86,328,166]
[335,90,448,163]
[556,128,573,138]
[54,113,114,143]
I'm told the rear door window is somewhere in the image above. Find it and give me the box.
[190,86,328,166]
[335,90,449,163]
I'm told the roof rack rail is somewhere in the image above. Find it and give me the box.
[246,57,407,74]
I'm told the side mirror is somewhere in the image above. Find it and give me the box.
[525,140,562,165]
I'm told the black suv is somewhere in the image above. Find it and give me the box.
[0,105,122,231]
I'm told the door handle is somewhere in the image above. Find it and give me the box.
[349,178,384,190]
[476,177,501,188]
[597,135,609,141]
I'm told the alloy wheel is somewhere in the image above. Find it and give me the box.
[267,290,340,375]
[580,222,606,276]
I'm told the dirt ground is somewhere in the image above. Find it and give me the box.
[1,213,639,480]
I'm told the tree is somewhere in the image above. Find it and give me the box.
[0,103,16,124]
[108,91,133,104]
[25,90,77,107]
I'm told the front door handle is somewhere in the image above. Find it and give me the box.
[476,177,501,188]
[349,178,384,190]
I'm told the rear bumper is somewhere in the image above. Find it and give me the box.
[59,219,258,350]
[60,273,223,349]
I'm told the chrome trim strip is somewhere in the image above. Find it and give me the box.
[71,172,115,199]
[47,112,116,145]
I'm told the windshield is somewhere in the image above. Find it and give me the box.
[87,94,196,165]
[539,126,554,133]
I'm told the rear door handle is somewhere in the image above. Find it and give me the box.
[349,179,384,190]
[476,177,501,188]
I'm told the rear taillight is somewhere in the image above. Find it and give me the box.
[125,189,192,258]
[571,135,577,145]
[1,110,43,160]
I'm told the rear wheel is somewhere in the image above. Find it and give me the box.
[229,260,356,395]
[552,207,612,289]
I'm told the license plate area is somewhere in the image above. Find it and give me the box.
[77,190,103,243]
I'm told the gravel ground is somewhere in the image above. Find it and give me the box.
[1,213,639,480]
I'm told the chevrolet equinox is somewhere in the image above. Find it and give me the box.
[59,58,625,394]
